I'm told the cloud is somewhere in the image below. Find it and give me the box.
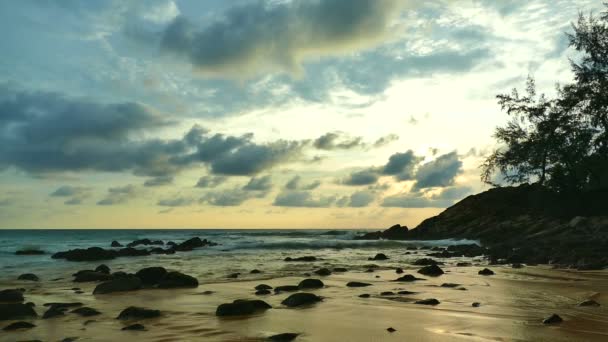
[347,190,376,207]
[208,140,305,175]
[242,175,273,191]
[381,150,422,180]
[157,196,194,207]
[273,191,335,208]
[413,151,463,189]
[313,132,364,150]
[160,0,407,78]
[342,169,379,186]
[285,175,321,190]
[97,185,137,205]
[200,187,265,207]
[195,175,227,188]
[50,185,92,205]
[144,175,173,187]
[373,134,399,148]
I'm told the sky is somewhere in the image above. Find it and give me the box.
[0,0,603,229]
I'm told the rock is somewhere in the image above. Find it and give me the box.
[417,265,444,277]
[111,241,123,247]
[255,284,273,291]
[122,323,145,331]
[215,300,271,316]
[314,268,331,276]
[43,305,66,319]
[71,307,101,317]
[578,299,600,307]
[395,268,404,274]
[43,302,82,309]
[281,293,322,307]
[365,268,374,273]
[284,256,317,262]
[415,298,440,305]
[478,268,495,276]
[117,307,161,320]
[3,321,35,331]
[298,279,324,289]
[15,249,45,255]
[250,269,262,274]
[375,275,381,278]
[393,274,423,282]
[274,285,299,293]
[511,263,524,269]
[256,289,272,295]
[369,253,389,261]
[116,248,150,257]
[0,289,24,302]
[542,314,563,324]
[387,327,396,333]
[268,332,299,341]
[380,224,409,240]
[457,262,472,267]
[0,303,37,320]
[413,258,441,266]
[127,238,159,248]
[333,267,348,272]
[358,294,371,298]
[157,271,198,288]
[346,282,372,287]
[472,302,481,307]
[440,283,460,288]
[380,291,395,296]
[73,270,112,282]
[227,273,240,279]
[175,237,209,251]
[18,273,39,282]
[93,276,142,294]
[397,290,416,295]
[135,267,167,285]
[95,264,111,274]
[52,247,116,261]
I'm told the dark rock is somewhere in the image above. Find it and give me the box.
[314,268,331,276]
[71,307,101,317]
[298,279,324,289]
[0,289,24,302]
[127,238,154,248]
[227,273,240,279]
[116,248,150,257]
[369,253,389,261]
[93,276,142,294]
[440,283,460,288]
[255,289,272,295]
[456,262,472,267]
[511,263,524,269]
[166,241,177,247]
[542,314,563,324]
[393,274,423,282]
[215,300,271,316]
[375,275,380,278]
[73,270,112,282]
[111,241,123,247]
[355,224,409,240]
[472,302,481,307]
[415,298,440,305]
[43,305,66,319]
[135,267,167,285]
[122,323,145,331]
[157,271,198,288]
[413,258,441,266]
[117,306,161,320]
[0,303,37,320]
[15,249,45,255]
[417,265,444,277]
[397,290,416,295]
[359,294,371,298]
[346,282,372,287]
[95,264,111,274]
[268,332,299,341]
[387,327,396,333]
[255,284,273,290]
[333,267,348,272]
[578,299,600,307]
[18,273,39,282]
[281,293,322,307]
[274,285,299,293]
[380,291,395,296]
[250,269,262,274]
[25,302,35,307]
[478,268,495,276]
[284,256,317,262]
[3,321,35,331]
[395,268,404,274]
[52,247,116,261]
[175,237,209,251]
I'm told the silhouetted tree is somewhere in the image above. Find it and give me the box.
[483,5,608,192]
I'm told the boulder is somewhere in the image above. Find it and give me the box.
[0,289,24,302]
[281,293,322,307]
[73,270,112,282]
[18,273,39,282]
[255,289,272,295]
[413,258,441,266]
[157,271,198,288]
[397,290,416,295]
[393,274,423,282]
[440,283,460,288]
[346,282,372,287]
[111,241,123,247]
[0,303,37,320]
[417,265,444,277]
[268,333,299,341]
[43,306,66,319]
[478,268,495,276]
[93,276,142,294]
[255,284,273,291]
[542,313,563,324]
[52,247,116,261]
[298,279,324,289]
[414,298,440,305]
[358,294,371,298]
[95,264,111,274]
[215,300,271,317]
[314,268,331,276]
[3,321,36,331]
[175,237,207,251]
[381,291,395,296]
[135,267,167,285]
[122,323,145,331]
[117,306,161,320]
[369,253,389,261]
[274,285,299,293]
[71,307,101,317]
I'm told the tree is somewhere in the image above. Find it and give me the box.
[482,5,608,193]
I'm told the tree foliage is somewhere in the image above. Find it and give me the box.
[483,5,608,193]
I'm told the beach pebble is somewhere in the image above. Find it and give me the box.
[3,321,35,331]
[478,268,495,276]
[43,306,66,319]
[472,302,481,307]
[250,269,262,274]
[216,300,271,317]
[457,262,472,267]
[414,298,440,305]
[441,283,460,288]
[268,333,299,341]
[281,293,322,307]
[381,291,395,296]
[542,314,563,324]
[117,306,161,320]
[18,273,39,282]
[359,294,371,298]
[386,327,396,333]
[397,290,416,295]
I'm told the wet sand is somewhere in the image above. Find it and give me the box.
[3,263,607,341]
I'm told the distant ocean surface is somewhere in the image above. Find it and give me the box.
[0,229,479,282]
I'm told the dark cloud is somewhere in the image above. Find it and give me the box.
[50,185,91,205]
[381,150,422,180]
[273,191,335,208]
[243,175,273,191]
[195,175,227,188]
[144,175,173,187]
[160,0,405,78]
[413,151,463,189]
[285,175,321,190]
[373,134,399,148]
[208,140,305,175]
[97,185,137,206]
[347,190,376,207]
[200,187,267,207]
[157,196,194,207]
[313,132,364,150]
[342,169,379,186]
